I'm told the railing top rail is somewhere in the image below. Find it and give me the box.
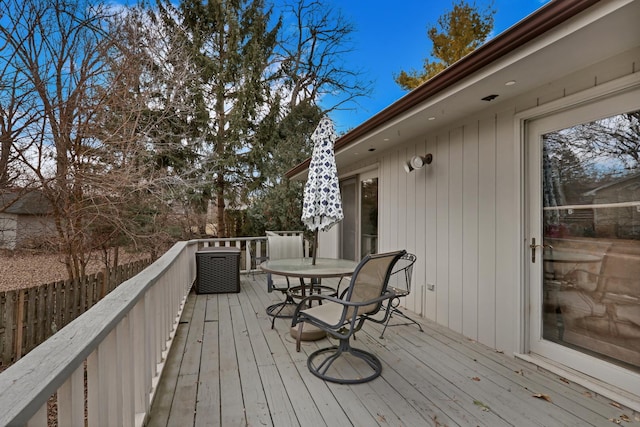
[192,232,306,244]
[0,233,306,424]
[0,240,196,426]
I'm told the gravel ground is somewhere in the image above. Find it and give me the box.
[0,250,149,292]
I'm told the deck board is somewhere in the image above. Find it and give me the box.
[147,273,638,426]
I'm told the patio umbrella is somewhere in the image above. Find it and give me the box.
[302,116,344,265]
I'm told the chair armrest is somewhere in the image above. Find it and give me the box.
[296,290,396,308]
[254,255,269,264]
[292,290,397,327]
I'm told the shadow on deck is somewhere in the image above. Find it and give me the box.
[147,273,638,427]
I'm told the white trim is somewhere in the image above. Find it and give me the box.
[520,78,640,401]
[544,201,640,211]
[515,353,640,413]
[514,111,527,355]
[516,72,640,123]
[338,163,379,181]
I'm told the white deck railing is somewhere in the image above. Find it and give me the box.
[0,233,306,426]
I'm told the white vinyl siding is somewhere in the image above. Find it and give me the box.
[374,47,640,356]
[378,110,520,355]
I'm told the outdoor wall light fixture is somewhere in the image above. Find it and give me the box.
[403,153,433,173]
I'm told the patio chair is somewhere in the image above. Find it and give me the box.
[248,243,268,280]
[378,252,424,338]
[291,250,406,384]
[265,234,305,324]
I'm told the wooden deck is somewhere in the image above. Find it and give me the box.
[147,273,638,427]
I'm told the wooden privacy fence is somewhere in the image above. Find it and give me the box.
[0,259,151,366]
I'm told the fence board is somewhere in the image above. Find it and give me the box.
[2,292,15,364]
[37,285,46,346]
[55,281,64,333]
[0,293,5,362]
[45,283,54,336]
[15,290,24,361]
[26,288,37,354]
[0,259,151,366]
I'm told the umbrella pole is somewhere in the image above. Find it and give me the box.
[312,229,318,265]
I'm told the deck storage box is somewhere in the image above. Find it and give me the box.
[196,247,241,293]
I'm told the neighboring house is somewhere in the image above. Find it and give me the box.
[584,172,640,239]
[0,190,55,250]
[287,0,640,410]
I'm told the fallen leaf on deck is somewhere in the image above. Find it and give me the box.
[608,417,622,424]
[610,402,622,409]
[582,391,593,398]
[559,377,570,384]
[473,400,490,412]
[471,377,481,381]
[532,393,552,402]
[619,414,630,422]
[495,350,504,354]
[514,369,524,375]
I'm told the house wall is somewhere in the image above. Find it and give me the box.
[370,47,640,356]
[15,215,56,249]
[0,213,18,250]
[377,108,520,353]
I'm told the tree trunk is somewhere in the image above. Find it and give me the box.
[216,175,225,238]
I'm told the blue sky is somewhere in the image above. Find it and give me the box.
[322,0,550,133]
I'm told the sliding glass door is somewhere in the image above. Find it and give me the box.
[340,170,378,260]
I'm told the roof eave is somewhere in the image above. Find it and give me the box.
[285,0,600,180]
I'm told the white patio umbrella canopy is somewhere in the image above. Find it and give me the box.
[302,117,343,263]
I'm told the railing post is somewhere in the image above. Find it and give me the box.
[57,364,84,426]
[118,317,135,427]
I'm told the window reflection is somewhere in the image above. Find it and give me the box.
[542,110,640,371]
[360,178,378,257]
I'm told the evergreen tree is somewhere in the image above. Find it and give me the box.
[153,0,368,237]
[395,1,495,90]
[158,0,280,237]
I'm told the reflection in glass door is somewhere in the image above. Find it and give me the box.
[340,178,357,261]
[531,107,640,377]
[340,171,378,260]
[360,176,378,256]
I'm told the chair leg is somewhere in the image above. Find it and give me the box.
[379,306,424,339]
[266,293,297,328]
[307,338,382,384]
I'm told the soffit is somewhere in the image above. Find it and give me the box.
[288,0,640,180]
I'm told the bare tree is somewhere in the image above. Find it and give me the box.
[0,0,115,277]
[570,112,640,171]
[245,1,371,235]
[0,68,40,189]
[0,0,197,277]
[275,0,371,113]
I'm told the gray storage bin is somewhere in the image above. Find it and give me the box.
[196,247,241,293]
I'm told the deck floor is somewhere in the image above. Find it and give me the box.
[147,273,637,427]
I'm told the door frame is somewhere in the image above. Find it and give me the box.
[522,77,640,398]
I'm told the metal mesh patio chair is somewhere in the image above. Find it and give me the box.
[291,250,406,384]
[379,252,423,338]
[265,234,305,325]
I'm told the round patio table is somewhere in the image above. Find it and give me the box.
[543,249,603,281]
[260,257,357,280]
[544,250,602,264]
[260,257,358,340]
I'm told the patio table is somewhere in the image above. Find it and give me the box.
[544,250,603,281]
[260,257,358,340]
